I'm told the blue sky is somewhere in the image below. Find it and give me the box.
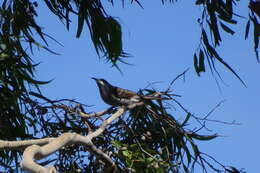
[33,1,259,172]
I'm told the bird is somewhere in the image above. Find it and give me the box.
[92,78,171,106]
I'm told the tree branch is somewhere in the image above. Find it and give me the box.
[18,107,129,173]
[0,138,55,150]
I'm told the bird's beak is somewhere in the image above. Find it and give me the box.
[91,77,98,81]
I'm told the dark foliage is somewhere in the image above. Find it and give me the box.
[0,0,251,172]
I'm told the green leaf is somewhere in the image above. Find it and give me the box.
[181,113,191,127]
[254,24,259,62]
[226,166,241,173]
[226,0,233,16]
[122,150,130,157]
[195,0,205,5]
[218,15,237,24]
[206,44,247,87]
[191,133,218,141]
[105,17,123,59]
[193,53,200,76]
[199,49,205,72]
[253,23,259,50]
[191,143,199,160]
[207,4,222,46]
[220,22,235,35]
[111,140,125,148]
[76,3,86,38]
[183,144,191,165]
[21,72,52,85]
[202,29,209,46]
[250,15,260,62]
[185,135,200,166]
[245,20,250,40]
[194,50,205,76]
[182,162,189,173]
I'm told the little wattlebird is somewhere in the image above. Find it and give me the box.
[92,78,172,106]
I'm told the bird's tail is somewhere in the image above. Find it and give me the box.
[141,92,180,100]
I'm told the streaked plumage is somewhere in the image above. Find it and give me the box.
[92,78,141,106]
[92,78,171,106]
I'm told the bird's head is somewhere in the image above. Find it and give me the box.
[91,77,113,88]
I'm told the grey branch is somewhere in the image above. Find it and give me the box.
[78,107,114,118]
[20,133,116,173]
[0,138,55,150]
[1,107,128,173]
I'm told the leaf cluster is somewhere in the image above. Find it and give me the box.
[247,0,260,62]
[44,0,130,66]
[0,0,251,172]
[0,0,131,169]
[0,88,245,173]
[0,1,53,170]
[194,0,259,86]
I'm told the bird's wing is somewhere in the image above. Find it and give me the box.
[114,87,138,99]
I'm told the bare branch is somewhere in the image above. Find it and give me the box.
[168,68,189,90]
[0,138,55,150]
[19,132,117,172]
[21,145,57,173]
[78,107,115,118]
[18,106,130,173]
[88,107,126,139]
